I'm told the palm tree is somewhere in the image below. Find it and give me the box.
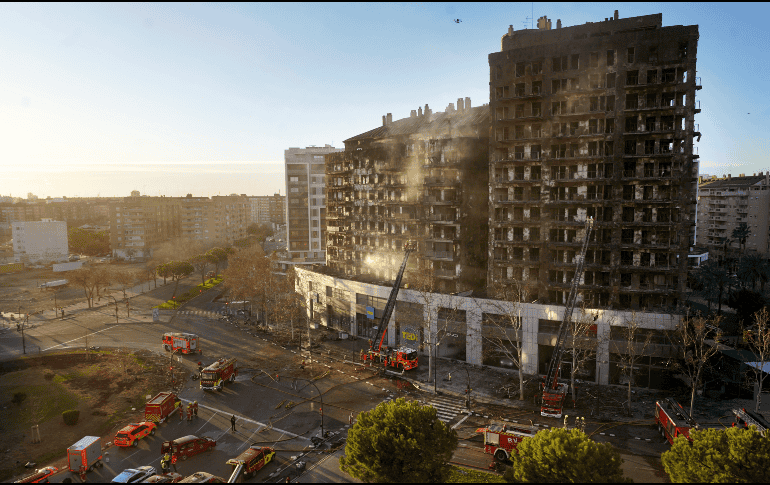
[738,254,764,290]
[696,260,731,313]
[732,222,750,254]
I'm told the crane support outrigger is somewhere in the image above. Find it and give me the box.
[361,241,419,371]
[540,218,594,418]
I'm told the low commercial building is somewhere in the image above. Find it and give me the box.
[297,266,679,387]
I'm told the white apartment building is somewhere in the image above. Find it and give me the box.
[12,219,69,264]
[284,145,343,262]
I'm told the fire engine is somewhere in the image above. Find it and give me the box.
[655,398,698,444]
[162,332,200,354]
[540,218,593,418]
[361,241,419,372]
[732,407,769,437]
[200,357,238,391]
[476,423,539,461]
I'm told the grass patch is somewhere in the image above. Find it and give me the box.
[446,466,505,483]
[1,382,79,427]
[153,277,223,309]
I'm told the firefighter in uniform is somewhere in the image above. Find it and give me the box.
[160,453,171,474]
[171,453,178,472]
[187,403,193,422]
[193,401,198,417]
[79,465,87,482]
[179,404,184,421]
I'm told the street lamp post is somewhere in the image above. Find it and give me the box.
[464,367,471,411]
[292,377,325,440]
[21,313,28,354]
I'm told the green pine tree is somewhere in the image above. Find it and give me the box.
[340,397,458,483]
[504,427,629,483]
[661,426,770,483]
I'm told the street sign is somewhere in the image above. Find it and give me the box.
[365,306,374,320]
[401,326,419,349]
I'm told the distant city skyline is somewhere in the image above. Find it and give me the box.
[2,3,768,198]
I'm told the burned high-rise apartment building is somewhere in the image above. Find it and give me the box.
[326,100,490,293]
[488,12,700,309]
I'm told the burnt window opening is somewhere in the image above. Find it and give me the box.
[514,166,525,180]
[588,119,598,134]
[645,116,657,132]
[589,52,599,68]
[515,83,526,96]
[646,93,657,108]
[553,122,567,137]
[516,62,526,77]
[605,118,615,134]
[645,140,656,155]
[602,207,613,222]
[529,229,540,243]
[662,68,676,83]
[570,54,580,70]
[605,95,615,112]
[678,42,688,59]
[514,125,525,139]
[627,47,635,64]
[625,116,638,133]
[626,70,639,86]
[530,166,542,181]
[515,104,525,118]
[531,61,543,75]
[647,69,657,84]
[606,72,616,88]
[589,74,601,89]
[648,45,658,62]
[531,102,542,117]
[532,80,542,95]
[568,143,579,158]
[662,93,675,107]
[590,97,599,112]
[552,101,566,115]
[623,161,636,177]
[588,141,598,156]
[530,206,540,220]
[620,272,632,287]
[570,121,579,136]
[624,140,636,156]
[643,186,653,201]
[531,145,542,159]
[623,185,635,200]
[531,124,542,138]
[625,93,639,110]
[606,49,615,66]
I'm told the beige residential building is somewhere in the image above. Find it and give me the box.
[180,195,251,245]
[696,173,770,259]
[12,219,69,264]
[109,196,182,258]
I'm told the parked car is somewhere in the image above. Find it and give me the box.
[141,472,182,483]
[111,466,157,483]
[161,436,216,462]
[114,422,157,447]
[178,472,224,483]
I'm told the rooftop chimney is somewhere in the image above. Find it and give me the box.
[424,104,431,117]
[508,25,513,35]
[418,107,423,117]
[557,19,561,28]
[386,113,392,124]
[465,97,471,109]
[728,174,732,179]
[446,103,455,113]
[457,98,464,111]
[537,16,552,30]
[382,115,386,126]
[410,110,417,117]
[614,10,619,20]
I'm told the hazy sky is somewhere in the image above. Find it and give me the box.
[1,3,768,198]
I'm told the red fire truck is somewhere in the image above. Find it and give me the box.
[655,398,698,444]
[144,391,182,424]
[162,332,200,354]
[732,407,769,437]
[200,358,238,391]
[476,423,539,461]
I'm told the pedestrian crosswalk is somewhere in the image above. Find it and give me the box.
[176,310,220,318]
[424,396,469,423]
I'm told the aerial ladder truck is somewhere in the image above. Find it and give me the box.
[361,241,419,371]
[540,218,594,418]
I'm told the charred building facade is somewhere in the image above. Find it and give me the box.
[326,100,490,294]
[488,12,700,310]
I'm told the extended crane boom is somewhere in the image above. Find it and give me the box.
[370,241,417,353]
[362,241,420,371]
[541,218,594,418]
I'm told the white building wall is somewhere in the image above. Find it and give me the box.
[296,267,680,385]
[12,220,68,264]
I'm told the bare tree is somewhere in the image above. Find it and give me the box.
[479,278,529,401]
[222,246,271,321]
[744,307,770,413]
[611,312,654,415]
[564,303,610,404]
[669,313,722,417]
[113,268,136,299]
[189,253,215,284]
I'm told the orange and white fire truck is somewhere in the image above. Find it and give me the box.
[655,398,698,444]
[732,407,769,437]
[476,423,539,461]
[162,332,200,354]
[200,357,238,391]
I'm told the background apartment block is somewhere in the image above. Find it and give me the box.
[249,193,286,228]
[12,219,69,264]
[325,100,490,296]
[696,173,770,258]
[180,195,251,245]
[285,145,343,262]
[109,196,181,258]
[488,11,700,310]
